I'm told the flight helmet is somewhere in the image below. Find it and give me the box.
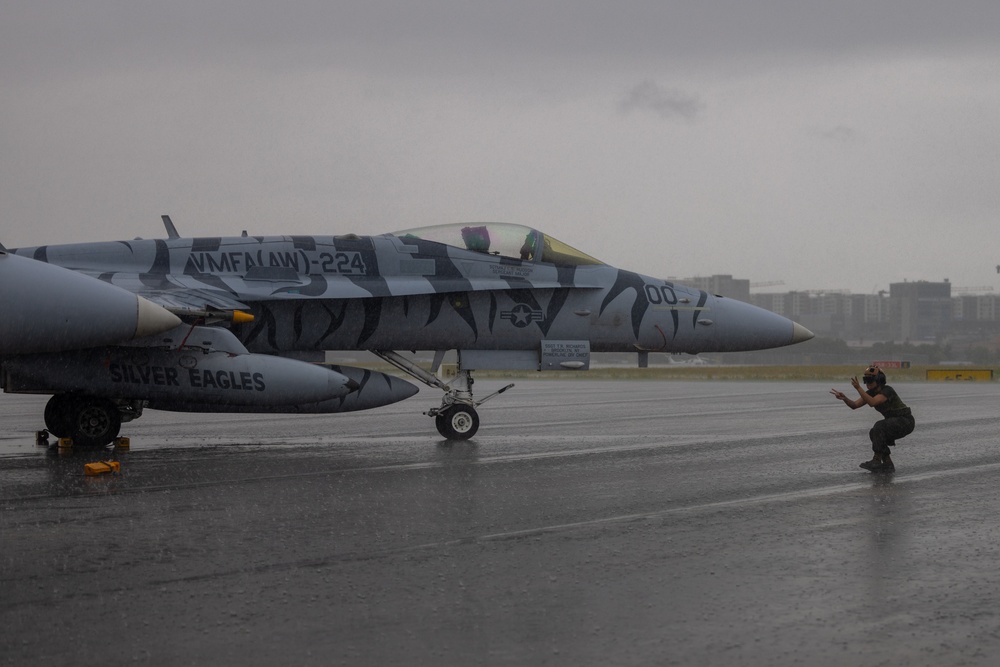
[863,366,886,387]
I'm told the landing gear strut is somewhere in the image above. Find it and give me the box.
[371,351,513,440]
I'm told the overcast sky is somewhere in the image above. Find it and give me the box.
[2,1,998,294]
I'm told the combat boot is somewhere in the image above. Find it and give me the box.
[859,455,882,471]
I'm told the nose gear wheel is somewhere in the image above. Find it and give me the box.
[435,404,480,440]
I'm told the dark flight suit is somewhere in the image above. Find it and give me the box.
[867,385,915,459]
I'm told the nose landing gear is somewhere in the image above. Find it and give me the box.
[371,350,513,440]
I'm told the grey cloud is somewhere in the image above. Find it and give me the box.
[6,1,1000,85]
[619,80,704,120]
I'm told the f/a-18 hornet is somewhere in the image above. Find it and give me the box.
[0,218,813,445]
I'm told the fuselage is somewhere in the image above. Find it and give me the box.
[10,226,811,357]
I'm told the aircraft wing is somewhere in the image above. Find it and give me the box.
[121,285,255,313]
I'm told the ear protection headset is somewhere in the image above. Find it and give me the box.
[863,366,886,387]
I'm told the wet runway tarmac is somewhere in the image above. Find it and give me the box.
[3,379,1000,666]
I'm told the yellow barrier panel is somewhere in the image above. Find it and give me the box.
[926,369,994,382]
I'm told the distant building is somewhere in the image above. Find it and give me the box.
[673,274,750,302]
[954,294,1000,323]
[849,293,891,342]
[889,281,952,342]
[950,294,1000,353]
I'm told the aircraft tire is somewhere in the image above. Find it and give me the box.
[435,405,479,440]
[69,398,122,448]
[44,394,78,439]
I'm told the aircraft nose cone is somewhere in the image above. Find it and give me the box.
[134,296,183,337]
[791,322,814,344]
[709,297,815,352]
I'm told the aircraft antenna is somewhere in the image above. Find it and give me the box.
[161,215,180,239]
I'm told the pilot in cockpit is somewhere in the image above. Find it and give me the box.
[520,230,538,261]
[461,226,491,254]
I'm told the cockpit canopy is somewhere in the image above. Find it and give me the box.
[393,223,603,267]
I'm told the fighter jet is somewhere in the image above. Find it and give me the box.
[1,219,812,444]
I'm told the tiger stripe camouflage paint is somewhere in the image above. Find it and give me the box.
[10,223,809,357]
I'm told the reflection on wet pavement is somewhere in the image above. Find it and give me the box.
[3,381,1000,665]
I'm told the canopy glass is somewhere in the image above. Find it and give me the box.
[394,223,603,267]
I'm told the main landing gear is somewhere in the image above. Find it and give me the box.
[43,393,139,448]
[372,351,514,440]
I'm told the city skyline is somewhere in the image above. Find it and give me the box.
[680,273,998,298]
